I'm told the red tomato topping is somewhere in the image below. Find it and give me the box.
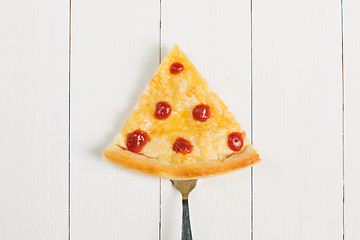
[228,132,244,151]
[192,104,211,122]
[170,62,184,74]
[126,129,150,153]
[173,138,193,155]
[154,101,172,119]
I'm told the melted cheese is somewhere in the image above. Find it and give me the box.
[113,44,250,165]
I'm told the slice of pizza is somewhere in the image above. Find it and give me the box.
[104,44,260,179]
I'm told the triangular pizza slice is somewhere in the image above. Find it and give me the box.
[104,44,260,179]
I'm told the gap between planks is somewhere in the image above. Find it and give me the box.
[340,0,345,239]
[68,0,72,239]
[250,0,254,238]
[158,0,162,239]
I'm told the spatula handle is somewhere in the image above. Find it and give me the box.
[182,199,193,240]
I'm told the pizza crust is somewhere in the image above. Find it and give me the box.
[104,143,260,179]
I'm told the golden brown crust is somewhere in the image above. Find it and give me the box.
[103,144,260,179]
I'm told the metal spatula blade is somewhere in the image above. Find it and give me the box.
[171,179,198,240]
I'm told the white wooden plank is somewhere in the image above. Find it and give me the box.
[343,0,360,238]
[161,0,252,239]
[70,0,160,239]
[0,0,69,239]
[253,0,343,239]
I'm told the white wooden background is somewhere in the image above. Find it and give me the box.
[0,0,359,239]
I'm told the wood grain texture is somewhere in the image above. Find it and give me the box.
[0,0,69,239]
[343,0,360,238]
[160,0,252,239]
[1,0,356,239]
[70,0,160,239]
[252,0,343,239]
